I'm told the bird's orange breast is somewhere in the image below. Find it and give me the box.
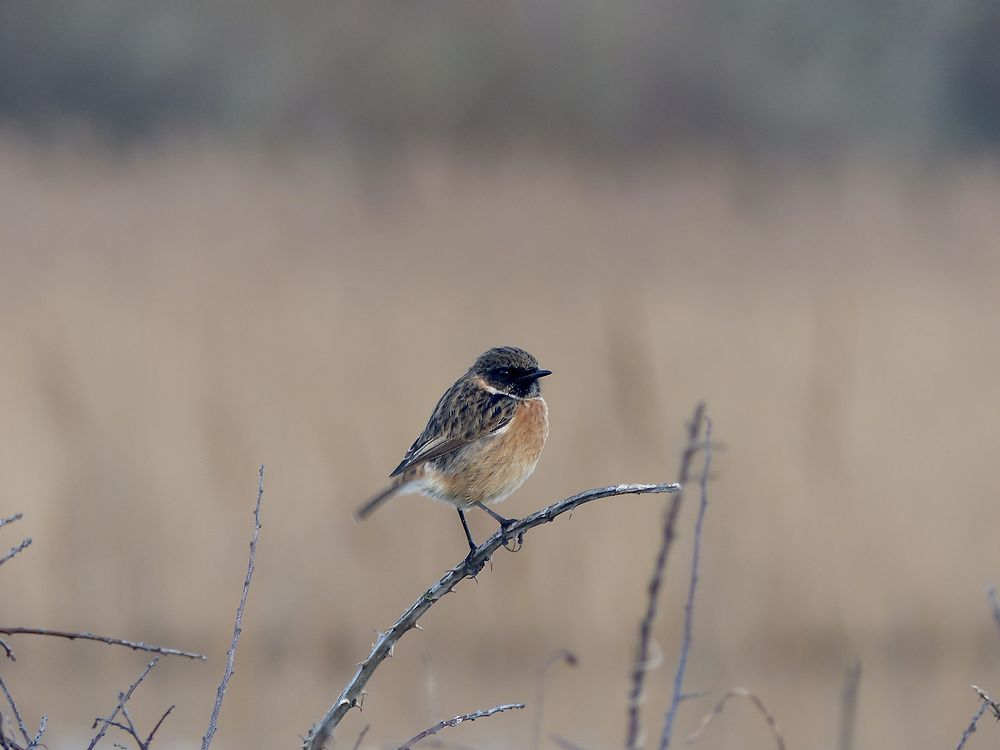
[434,397,549,506]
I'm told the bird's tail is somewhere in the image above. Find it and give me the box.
[354,477,407,522]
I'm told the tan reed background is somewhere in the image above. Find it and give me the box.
[1,137,999,749]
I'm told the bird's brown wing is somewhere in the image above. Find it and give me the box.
[389,377,518,477]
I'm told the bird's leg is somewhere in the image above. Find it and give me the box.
[473,502,518,546]
[457,508,480,572]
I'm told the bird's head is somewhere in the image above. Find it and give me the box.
[471,346,551,398]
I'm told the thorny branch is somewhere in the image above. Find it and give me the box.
[302,481,681,750]
[201,465,264,750]
[395,703,525,750]
[625,403,707,750]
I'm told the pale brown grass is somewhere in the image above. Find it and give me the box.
[1,135,999,749]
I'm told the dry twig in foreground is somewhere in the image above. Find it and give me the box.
[531,649,578,750]
[87,658,159,750]
[302,481,681,750]
[625,403,706,750]
[395,703,524,750]
[683,688,785,750]
[201,465,264,750]
[659,413,712,750]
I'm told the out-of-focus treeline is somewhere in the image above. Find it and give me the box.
[1,1,998,154]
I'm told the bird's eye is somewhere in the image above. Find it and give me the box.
[497,367,510,379]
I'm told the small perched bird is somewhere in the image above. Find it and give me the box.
[355,346,551,559]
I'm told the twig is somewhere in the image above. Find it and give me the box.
[99,696,174,750]
[0,627,204,660]
[956,686,999,750]
[625,403,705,750]
[684,688,785,750]
[0,638,14,662]
[201,465,264,750]
[986,584,1000,635]
[0,514,21,530]
[351,724,370,750]
[531,650,577,750]
[0,675,30,747]
[87,657,158,750]
[956,704,990,750]
[144,705,176,747]
[302,481,681,750]
[971,685,1000,718]
[24,715,45,750]
[660,415,712,750]
[550,735,593,750]
[395,703,525,750]
[837,663,862,750]
[0,539,31,568]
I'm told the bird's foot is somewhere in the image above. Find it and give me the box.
[463,546,485,576]
[498,518,523,551]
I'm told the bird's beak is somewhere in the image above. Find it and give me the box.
[518,368,552,383]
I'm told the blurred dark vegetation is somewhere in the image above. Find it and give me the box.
[1,1,999,155]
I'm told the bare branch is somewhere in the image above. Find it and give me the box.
[659,415,712,750]
[986,584,1000,635]
[351,724,370,750]
[0,514,22,530]
[303,481,681,750]
[395,703,525,750]
[201,465,264,750]
[972,685,1000,718]
[531,650,577,750]
[98,694,174,750]
[0,539,31,568]
[0,675,30,747]
[837,663,862,750]
[550,735,593,750]
[0,627,204,660]
[626,403,706,750]
[956,686,999,750]
[684,688,784,750]
[24,715,45,750]
[87,658,158,750]
[956,704,990,750]
[145,705,175,747]
[0,638,14,662]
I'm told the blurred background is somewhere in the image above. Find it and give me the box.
[1,2,999,749]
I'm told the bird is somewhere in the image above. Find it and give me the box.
[355,346,551,561]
